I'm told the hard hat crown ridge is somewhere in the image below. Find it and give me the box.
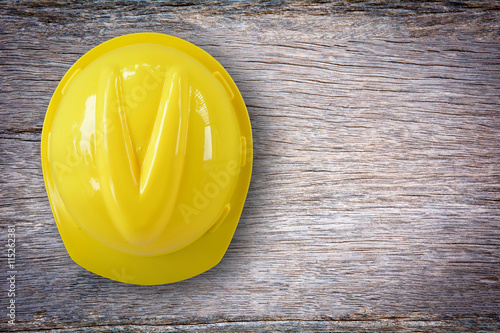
[96,66,190,246]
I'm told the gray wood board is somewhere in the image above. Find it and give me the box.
[0,1,499,332]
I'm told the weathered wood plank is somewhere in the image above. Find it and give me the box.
[1,1,499,332]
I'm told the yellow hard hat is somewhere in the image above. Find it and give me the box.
[41,33,252,285]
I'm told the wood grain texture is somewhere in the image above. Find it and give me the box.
[1,1,499,331]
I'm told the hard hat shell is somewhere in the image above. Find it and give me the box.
[41,33,252,285]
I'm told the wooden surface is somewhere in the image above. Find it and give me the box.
[1,1,500,332]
